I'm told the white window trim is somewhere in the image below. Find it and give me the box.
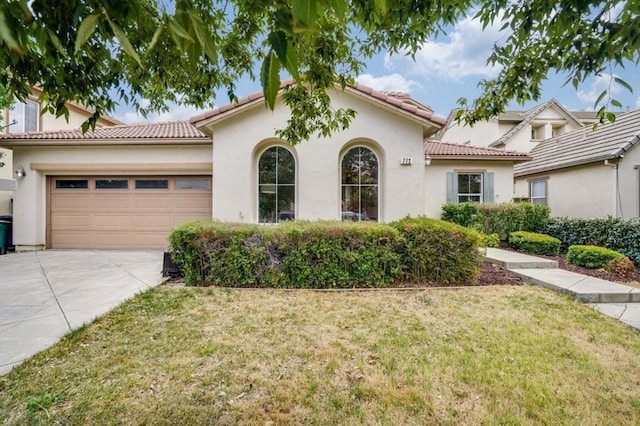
[340,145,381,222]
[457,172,483,203]
[256,144,297,224]
[8,98,40,133]
[529,178,548,205]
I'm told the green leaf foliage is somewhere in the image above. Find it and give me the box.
[260,50,281,110]
[509,231,561,256]
[442,202,550,240]
[546,217,640,266]
[567,245,627,270]
[169,218,480,287]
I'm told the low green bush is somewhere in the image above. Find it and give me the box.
[391,217,481,285]
[567,245,627,269]
[509,231,560,256]
[170,218,481,288]
[442,202,550,240]
[480,233,500,248]
[546,217,640,265]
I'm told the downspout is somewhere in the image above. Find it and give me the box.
[604,157,623,218]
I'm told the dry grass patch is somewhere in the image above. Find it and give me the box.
[2,286,640,424]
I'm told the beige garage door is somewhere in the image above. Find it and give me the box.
[49,176,212,249]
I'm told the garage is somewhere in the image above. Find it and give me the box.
[49,176,212,249]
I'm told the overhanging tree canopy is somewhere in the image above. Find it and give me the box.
[0,0,636,143]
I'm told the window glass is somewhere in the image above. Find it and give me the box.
[56,180,88,189]
[175,179,210,189]
[341,146,378,221]
[258,147,296,223]
[135,179,169,189]
[8,99,39,133]
[457,173,483,203]
[530,180,547,205]
[96,179,129,189]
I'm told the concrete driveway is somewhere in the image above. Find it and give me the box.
[0,250,165,375]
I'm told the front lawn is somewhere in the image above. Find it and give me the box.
[2,286,640,424]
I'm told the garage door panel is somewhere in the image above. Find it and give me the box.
[50,176,212,249]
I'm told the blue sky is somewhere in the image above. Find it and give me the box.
[115,14,640,124]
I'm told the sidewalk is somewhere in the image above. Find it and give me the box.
[483,248,640,331]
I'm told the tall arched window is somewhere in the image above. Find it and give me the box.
[258,146,296,223]
[341,146,378,221]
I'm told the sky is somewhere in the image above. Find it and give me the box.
[114,13,640,125]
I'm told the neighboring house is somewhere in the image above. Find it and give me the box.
[0,88,121,214]
[514,108,640,219]
[437,99,598,153]
[424,142,531,218]
[0,83,530,251]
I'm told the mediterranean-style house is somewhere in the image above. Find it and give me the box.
[0,88,121,214]
[514,108,640,219]
[437,99,602,153]
[0,83,529,250]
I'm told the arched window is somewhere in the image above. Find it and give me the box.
[258,146,296,223]
[341,146,378,221]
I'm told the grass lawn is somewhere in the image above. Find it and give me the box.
[2,285,640,424]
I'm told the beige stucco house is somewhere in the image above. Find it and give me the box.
[0,83,530,250]
[0,88,121,214]
[514,108,640,218]
[438,99,598,153]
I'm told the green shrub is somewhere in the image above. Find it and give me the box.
[509,231,560,256]
[567,245,626,269]
[604,257,636,277]
[390,217,481,285]
[442,202,550,240]
[480,233,500,248]
[170,218,482,288]
[169,220,403,288]
[546,217,640,265]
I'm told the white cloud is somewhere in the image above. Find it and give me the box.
[116,104,207,124]
[355,73,420,93]
[577,73,623,106]
[385,15,506,80]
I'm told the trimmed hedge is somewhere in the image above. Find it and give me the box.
[567,245,626,269]
[546,217,640,265]
[169,218,481,288]
[480,233,500,248]
[442,202,550,240]
[509,231,560,256]
[391,217,481,285]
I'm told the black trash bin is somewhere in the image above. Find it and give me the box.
[0,215,12,247]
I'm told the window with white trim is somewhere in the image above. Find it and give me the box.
[530,179,547,205]
[8,99,39,133]
[457,173,483,202]
[341,146,379,221]
[258,146,296,223]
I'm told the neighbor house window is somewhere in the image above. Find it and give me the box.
[341,146,378,221]
[457,173,483,202]
[530,179,547,205]
[258,146,295,223]
[8,99,39,133]
[446,171,494,204]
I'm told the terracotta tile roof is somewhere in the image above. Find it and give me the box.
[425,141,531,161]
[514,108,640,177]
[0,121,207,141]
[190,80,446,128]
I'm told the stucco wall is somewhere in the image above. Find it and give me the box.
[514,163,615,218]
[209,90,428,223]
[0,148,12,214]
[439,119,498,147]
[11,144,212,248]
[617,144,640,218]
[423,160,517,218]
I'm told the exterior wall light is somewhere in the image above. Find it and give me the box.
[15,165,26,178]
[425,155,432,166]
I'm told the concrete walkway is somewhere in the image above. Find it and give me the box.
[0,250,165,375]
[484,248,640,331]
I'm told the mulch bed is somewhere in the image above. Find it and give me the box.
[471,262,525,286]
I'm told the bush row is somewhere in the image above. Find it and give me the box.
[546,217,640,265]
[508,231,561,256]
[169,218,482,288]
[442,202,550,240]
[567,245,626,269]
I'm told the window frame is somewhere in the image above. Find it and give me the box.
[8,98,40,133]
[456,172,484,203]
[529,178,548,206]
[340,145,380,222]
[257,145,296,224]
